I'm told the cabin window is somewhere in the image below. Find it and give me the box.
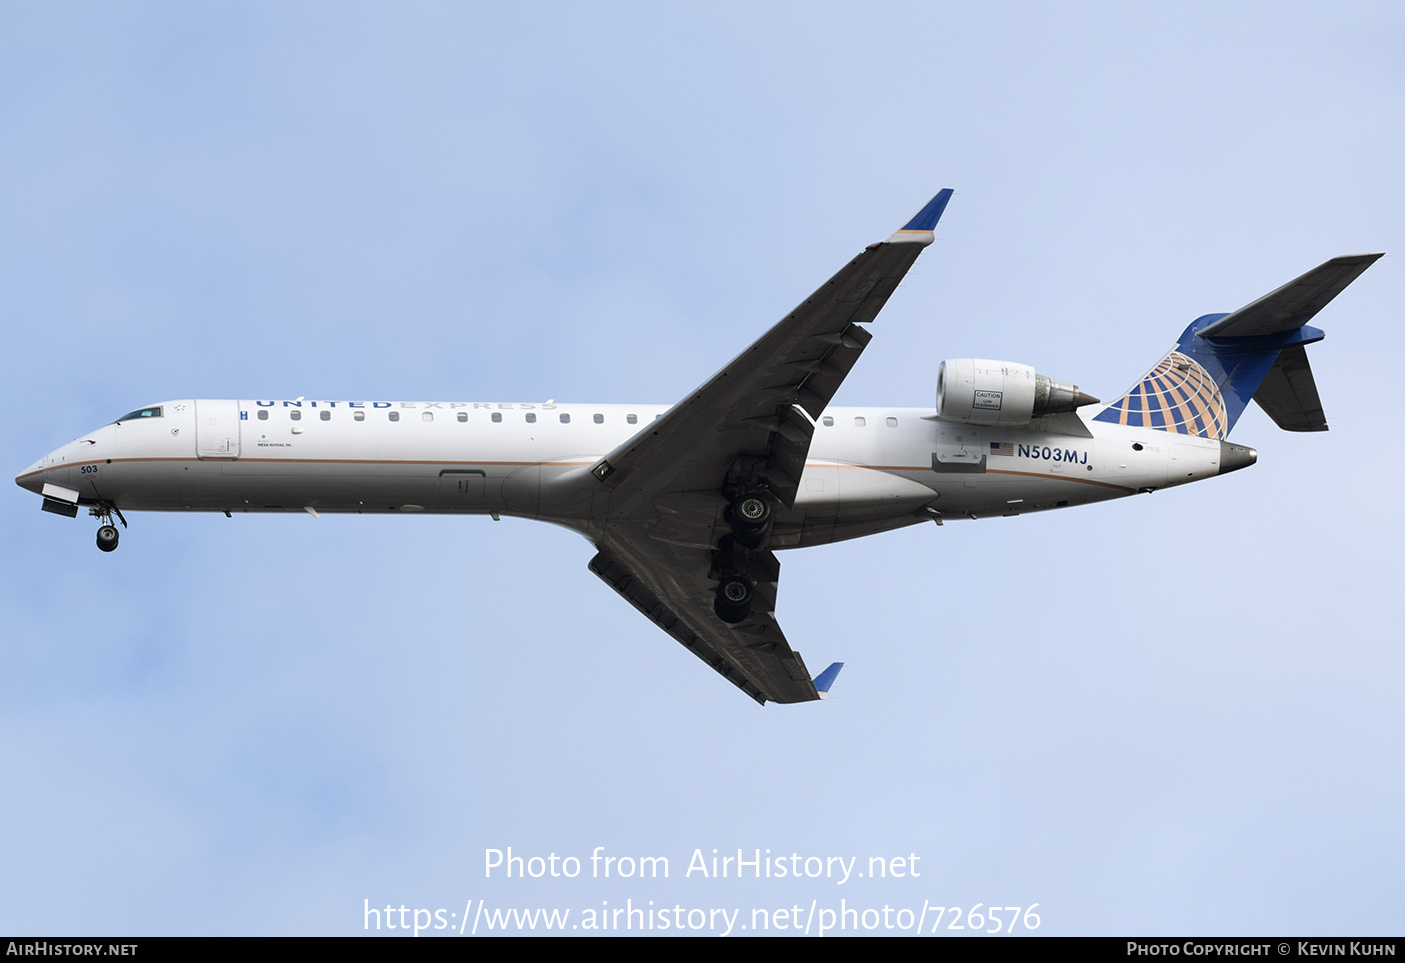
[525,412,536,423]
[457,412,468,423]
[354,411,365,422]
[593,413,604,424]
[290,410,302,421]
[257,410,268,421]
[321,410,332,421]
[853,416,865,427]
[560,413,571,424]
[422,411,433,422]
[822,416,833,427]
[627,414,637,424]
[886,416,897,427]
[492,412,502,423]
[388,411,399,422]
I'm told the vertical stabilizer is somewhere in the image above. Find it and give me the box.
[1094,254,1381,438]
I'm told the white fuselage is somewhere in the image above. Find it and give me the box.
[17,399,1230,547]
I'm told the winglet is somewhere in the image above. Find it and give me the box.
[812,661,845,699]
[886,189,953,245]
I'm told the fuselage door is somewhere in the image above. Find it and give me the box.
[932,425,986,473]
[195,399,241,459]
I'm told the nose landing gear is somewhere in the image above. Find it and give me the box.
[88,501,127,553]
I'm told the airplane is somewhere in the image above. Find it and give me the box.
[15,191,1382,706]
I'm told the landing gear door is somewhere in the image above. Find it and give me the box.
[196,399,241,459]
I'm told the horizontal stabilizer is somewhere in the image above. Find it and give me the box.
[1199,254,1383,338]
[1252,345,1328,431]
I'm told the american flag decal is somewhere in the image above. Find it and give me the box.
[990,442,1014,456]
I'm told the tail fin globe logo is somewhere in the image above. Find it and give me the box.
[1095,351,1228,439]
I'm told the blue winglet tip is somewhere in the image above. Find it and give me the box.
[813,662,844,699]
[901,189,954,232]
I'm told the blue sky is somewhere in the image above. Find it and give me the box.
[2,2,1402,936]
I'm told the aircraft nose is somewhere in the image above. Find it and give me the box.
[16,457,46,494]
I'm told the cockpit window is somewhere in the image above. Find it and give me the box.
[112,406,162,424]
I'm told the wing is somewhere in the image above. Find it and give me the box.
[586,191,953,703]
[589,540,806,704]
[591,190,952,510]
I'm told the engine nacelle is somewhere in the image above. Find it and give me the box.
[937,358,1099,427]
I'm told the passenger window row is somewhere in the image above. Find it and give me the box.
[819,416,900,427]
[254,408,647,425]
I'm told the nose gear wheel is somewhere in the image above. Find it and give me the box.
[88,501,127,552]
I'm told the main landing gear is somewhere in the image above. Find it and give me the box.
[712,490,774,624]
[714,572,754,624]
[727,492,772,548]
[89,501,127,553]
